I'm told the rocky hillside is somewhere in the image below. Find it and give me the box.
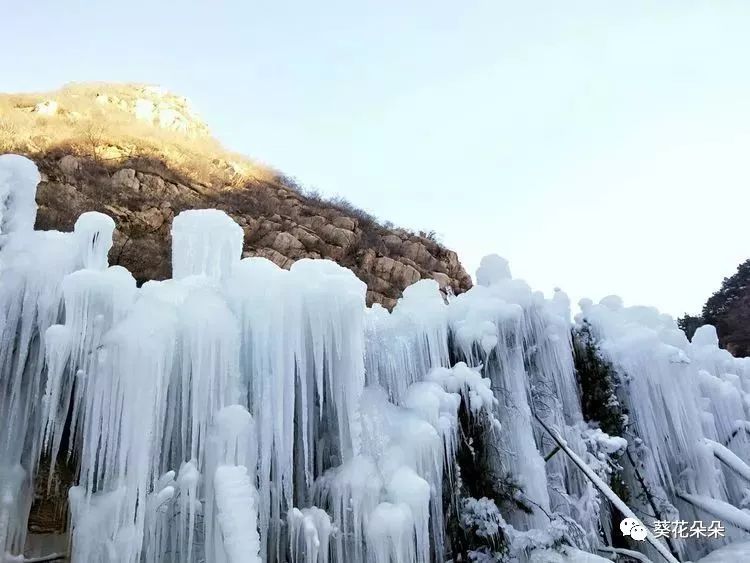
[0,83,471,307]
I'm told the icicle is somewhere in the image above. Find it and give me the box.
[385,467,431,563]
[0,465,26,560]
[205,405,259,563]
[0,157,122,558]
[365,280,450,402]
[315,455,382,563]
[287,506,332,563]
[68,485,131,562]
[213,466,262,563]
[447,275,553,529]
[225,256,367,559]
[0,154,39,239]
[74,212,116,271]
[171,209,243,280]
[366,502,416,563]
[426,362,498,418]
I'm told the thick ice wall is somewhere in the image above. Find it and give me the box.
[212,466,262,563]
[63,293,178,562]
[290,258,367,464]
[476,253,512,287]
[688,325,750,514]
[224,256,299,545]
[5,157,747,563]
[359,264,588,558]
[287,506,332,563]
[365,279,450,403]
[0,156,122,557]
[205,406,261,563]
[224,255,368,558]
[446,273,553,530]
[2,156,457,562]
[173,285,242,462]
[314,381,461,563]
[442,257,607,545]
[171,209,244,280]
[74,212,116,271]
[0,155,39,238]
[354,259,596,557]
[0,230,80,464]
[43,211,247,562]
[578,297,750,559]
[0,235,111,554]
[518,290,601,538]
[581,299,724,495]
[37,265,152,561]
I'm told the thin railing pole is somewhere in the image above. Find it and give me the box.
[533,413,680,563]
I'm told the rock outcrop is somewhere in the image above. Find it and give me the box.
[2,83,471,307]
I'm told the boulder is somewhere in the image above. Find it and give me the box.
[271,231,304,254]
[320,224,357,248]
[374,256,397,278]
[368,275,392,294]
[99,145,125,160]
[112,168,140,191]
[290,226,322,249]
[137,207,164,230]
[359,248,377,271]
[252,248,294,269]
[332,216,356,230]
[401,240,431,263]
[432,272,452,289]
[58,155,80,176]
[137,173,165,194]
[382,234,402,251]
[324,244,346,261]
[307,215,327,230]
[367,291,397,310]
[392,262,421,287]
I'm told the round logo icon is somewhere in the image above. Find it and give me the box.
[620,517,647,541]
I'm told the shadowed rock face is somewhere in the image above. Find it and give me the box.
[31,155,471,307]
[2,83,471,307]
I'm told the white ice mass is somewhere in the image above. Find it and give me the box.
[1,155,750,562]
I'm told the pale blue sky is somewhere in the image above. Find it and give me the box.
[3,1,749,316]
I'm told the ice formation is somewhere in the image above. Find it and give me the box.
[1,155,750,562]
[577,300,750,561]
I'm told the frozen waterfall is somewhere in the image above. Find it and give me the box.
[1,155,750,562]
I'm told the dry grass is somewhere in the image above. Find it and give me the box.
[0,82,277,189]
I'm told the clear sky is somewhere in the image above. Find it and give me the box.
[3,1,749,316]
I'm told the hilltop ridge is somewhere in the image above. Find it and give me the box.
[0,83,472,307]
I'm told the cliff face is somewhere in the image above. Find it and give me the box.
[1,83,471,307]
